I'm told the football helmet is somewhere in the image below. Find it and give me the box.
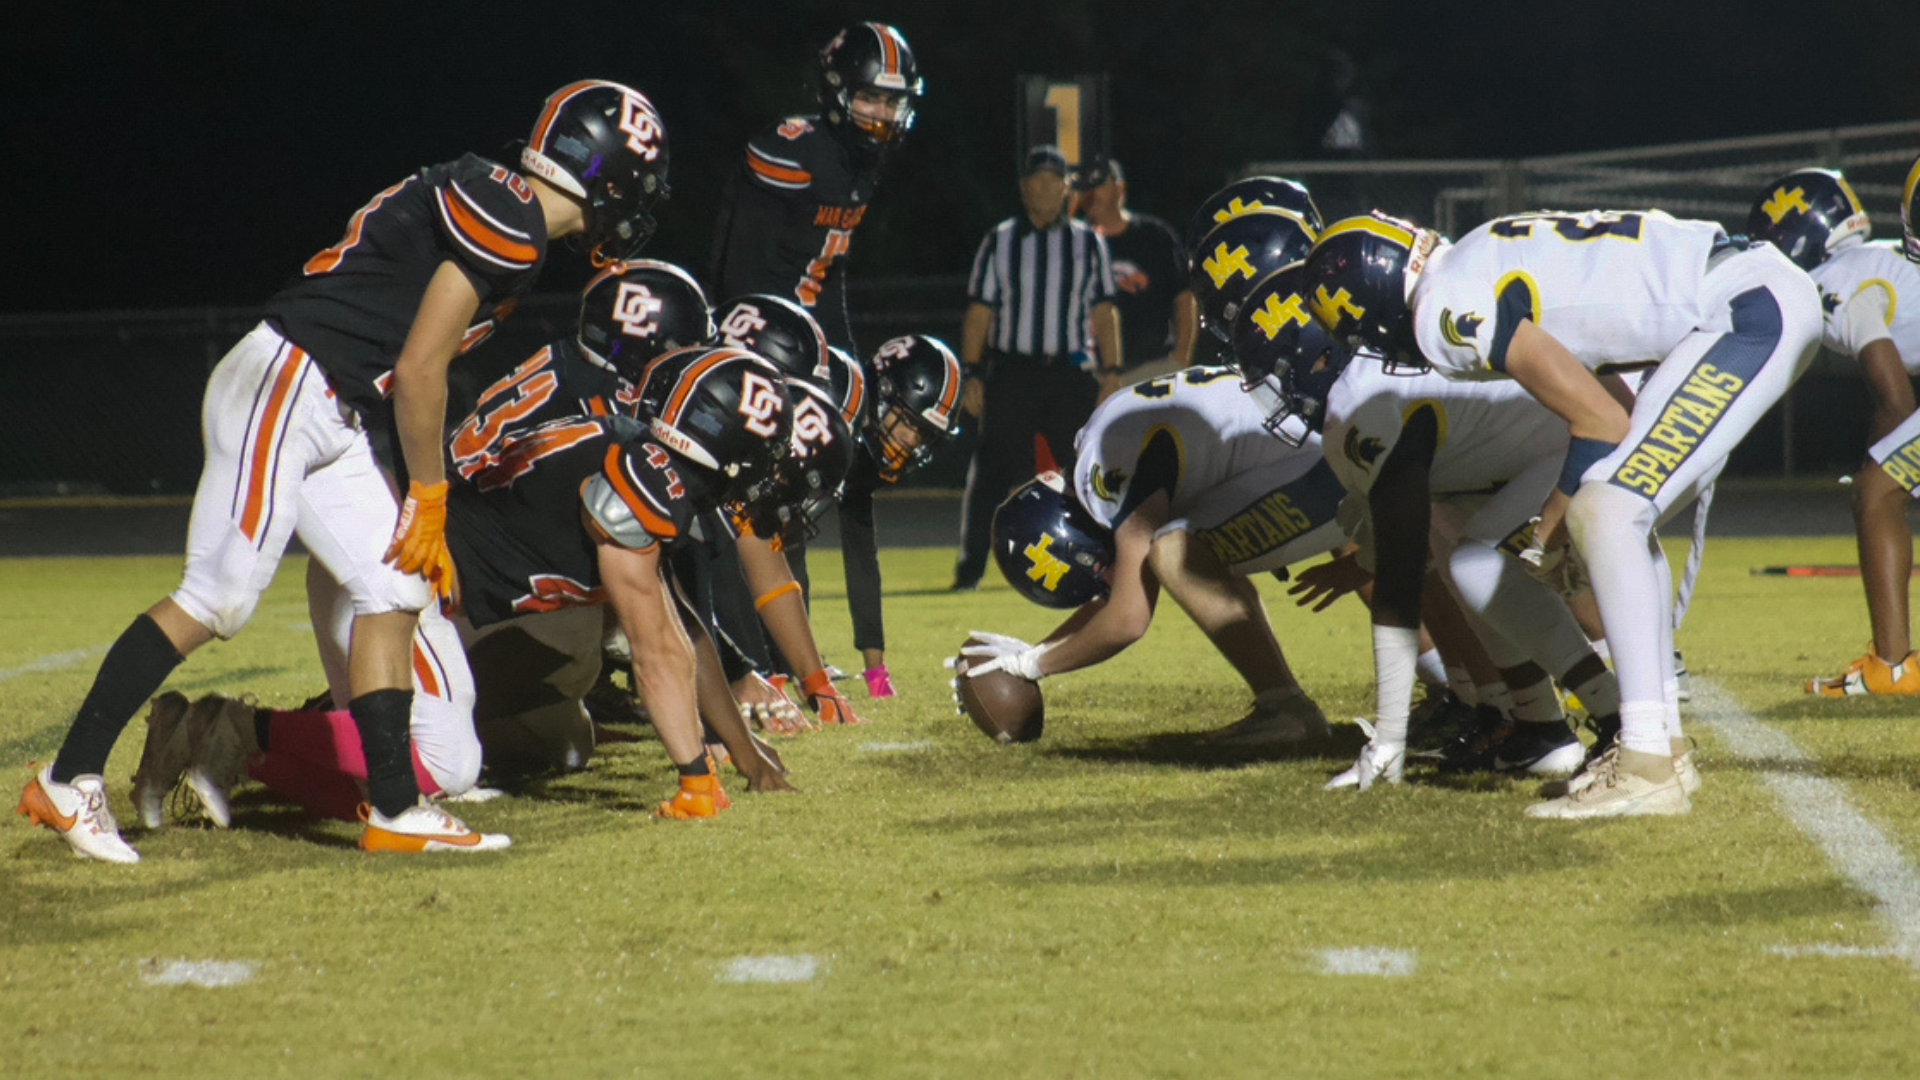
[1746,168,1870,271]
[822,346,869,430]
[577,260,713,382]
[1189,207,1319,344]
[631,346,792,504]
[868,334,962,481]
[740,379,855,546]
[1232,264,1351,446]
[711,294,829,379]
[1301,212,1443,373]
[1185,176,1323,248]
[818,22,923,153]
[523,81,671,267]
[1901,154,1920,264]
[991,471,1113,610]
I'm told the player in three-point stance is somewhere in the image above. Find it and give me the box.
[1746,164,1920,697]
[17,81,670,860]
[1304,208,1821,818]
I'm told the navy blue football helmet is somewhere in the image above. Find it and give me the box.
[1231,264,1351,446]
[577,260,713,383]
[991,472,1113,610]
[1747,169,1870,271]
[711,294,830,379]
[1189,207,1319,344]
[1902,155,1920,264]
[1185,176,1323,248]
[1301,212,1441,374]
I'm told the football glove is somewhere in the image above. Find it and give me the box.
[960,632,1051,681]
[385,480,456,602]
[801,670,866,725]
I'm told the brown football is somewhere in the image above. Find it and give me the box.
[956,645,1045,744]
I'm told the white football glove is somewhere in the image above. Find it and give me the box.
[1517,518,1591,598]
[1324,719,1406,791]
[959,632,1051,681]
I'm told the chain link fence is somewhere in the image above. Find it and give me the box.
[1242,120,1920,477]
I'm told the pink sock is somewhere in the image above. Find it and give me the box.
[247,709,442,820]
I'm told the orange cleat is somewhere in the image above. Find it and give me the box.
[1807,650,1920,697]
[357,801,510,853]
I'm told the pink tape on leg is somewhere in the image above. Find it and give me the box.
[412,747,441,798]
[247,751,364,822]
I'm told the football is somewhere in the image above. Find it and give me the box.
[956,645,1045,744]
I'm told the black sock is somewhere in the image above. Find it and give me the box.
[677,757,712,778]
[51,614,185,784]
[254,709,273,752]
[349,689,417,818]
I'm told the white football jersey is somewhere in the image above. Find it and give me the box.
[1412,210,1725,379]
[1811,240,1920,369]
[1321,358,1569,499]
[1072,367,1344,573]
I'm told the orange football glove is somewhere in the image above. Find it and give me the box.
[385,480,456,603]
[802,670,867,726]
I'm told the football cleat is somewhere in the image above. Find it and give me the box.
[1806,650,1920,697]
[654,773,732,820]
[1433,705,1512,774]
[1525,750,1690,819]
[1491,721,1586,776]
[130,691,194,829]
[1325,720,1404,791]
[1675,748,1703,797]
[358,801,511,853]
[180,694,262,829]
[17,765,139,864]
[1203,691,1330,748]
[1407,690,1478,752]
[863,665,897,699]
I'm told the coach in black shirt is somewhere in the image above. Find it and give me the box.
[1076,158,1196,382]
[952,145,1121,590]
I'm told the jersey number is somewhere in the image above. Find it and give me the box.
[798,228,853,306]
[1490,212,1645,243]
[304,177,413,276]
[477,420,602,492]
[1130,367,1234,400]
[451,349,560,480]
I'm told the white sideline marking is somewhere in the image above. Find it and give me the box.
[1314,947,1416,977]
[0,645,106,684]
[1692,680,1920,973]
[141,959,258,988]
[1767,944,1899,959]
[859,740,934,753]
[717,955,819,984]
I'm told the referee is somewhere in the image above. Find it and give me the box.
[951,145,1122,590]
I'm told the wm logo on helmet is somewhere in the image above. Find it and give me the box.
[1252,291,1310,339]
[1023,534,1072,592]
[614,282,664,338]
[1203,243,1255,289]
[1762,186,1811,224]
[1312,285,1366,331]
[1212,197,1263,226]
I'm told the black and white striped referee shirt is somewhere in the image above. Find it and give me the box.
[965,215,1117,357]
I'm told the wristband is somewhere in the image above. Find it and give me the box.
[801,670,835,698]
[1371,624,1422,745]
[754,581,803,611]
[1557,437,1619,496]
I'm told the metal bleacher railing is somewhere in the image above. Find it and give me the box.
[1242,120,1920,479]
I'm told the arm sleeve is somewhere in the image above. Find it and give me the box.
[432,174,543,299]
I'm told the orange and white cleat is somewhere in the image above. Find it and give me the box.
[17,765,140,864]
[655,773,731,820]
[357,801,511,853]
[1807,650,1920,697]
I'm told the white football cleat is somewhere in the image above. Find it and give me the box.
[130,691,194,829]
[1326,721,1405,791]
[358,801,511,853]
[17,765,140,864]
[1526,750,1689,819]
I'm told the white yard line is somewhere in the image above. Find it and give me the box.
[1313,947,1416,977]
[858,740,934,753]
[0,645,107,684]
[717,955,820,984]
[140,959,258,988]
[1692,680,1920,972]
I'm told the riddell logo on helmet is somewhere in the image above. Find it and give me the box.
[614,283,664,338]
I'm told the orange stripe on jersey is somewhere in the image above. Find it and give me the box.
[602,446,678,539]
[441,187,539,264]
[411,641,443,698]
[238,347,306,542]
[747,152,811,187]
[529,80,607,152]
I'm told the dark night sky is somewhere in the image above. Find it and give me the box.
[6,0,1916,313]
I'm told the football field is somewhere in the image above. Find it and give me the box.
[4,537,1919,1078]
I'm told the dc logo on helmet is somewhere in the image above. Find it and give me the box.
[792,395,833,450]
[618,94,665,162]
[737,370,787,438]
[614,282,664,339]
[718,304,769,345]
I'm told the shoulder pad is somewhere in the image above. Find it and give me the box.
[581,474,659,551]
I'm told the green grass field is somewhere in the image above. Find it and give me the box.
[4,538,1919,1078]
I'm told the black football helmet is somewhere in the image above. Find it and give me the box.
[1232,264,1352,446]
[818,22,923,153]
[1301,212,1443,374]
[821,346,869,431]
[868,334,962,481]
[1904,154,1920,265]
[739,379,855,546]
[711,294,829,379]
[1189,208,1319,344]
[1185,176,1324,248]
[632,346,792,505]
[577,260,713,383]
[522,81,671,267]
[1747,169,1870,271]
[991,472,1113,610]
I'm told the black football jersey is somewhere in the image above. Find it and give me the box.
[447,337,635,484]
[1100,213,1187,366]
[448,417,697,628]
[264,153,550,420]
[708,117,877,351]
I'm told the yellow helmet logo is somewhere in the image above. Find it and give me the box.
[1311,285,1367,331]
[1211,196,1262,226]
[1023,533,1072,592]
[1251,291,1311,340]
[1202,243,1255,289]
[1761,186,1811,224]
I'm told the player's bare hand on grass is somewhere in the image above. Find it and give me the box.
[734,672,811,735]
[1289,552,1369,612]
